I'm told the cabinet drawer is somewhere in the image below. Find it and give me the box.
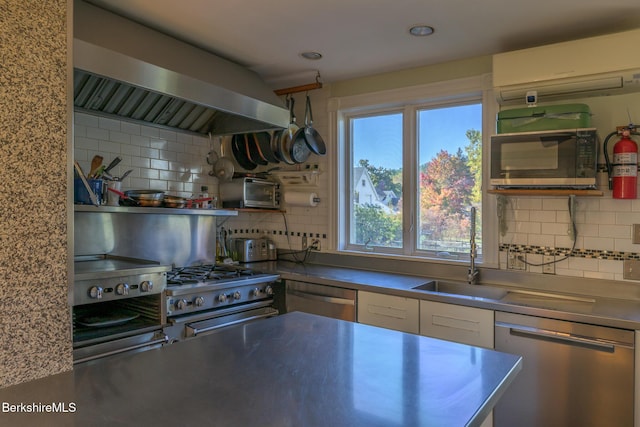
[420,300,494,348]
[358,291,419,334]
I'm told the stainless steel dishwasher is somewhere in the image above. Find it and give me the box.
[285,280,356,321]
[494,311,634,427]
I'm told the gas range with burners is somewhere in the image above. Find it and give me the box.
[163,264,281,343]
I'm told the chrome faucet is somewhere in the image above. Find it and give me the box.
[468,207,480,285]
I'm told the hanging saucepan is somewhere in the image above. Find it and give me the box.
[271,130,284,163]
[245,133,268,166]
[279,96,298,165]
[303,94,327,155]
[254,132,279,163]
[290,128,312,163]
[231,134,257,170]
[288,97,312,163]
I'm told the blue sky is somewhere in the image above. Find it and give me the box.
[353,104,482,170]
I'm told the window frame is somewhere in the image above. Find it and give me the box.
[345,107,406,255]
[328,74,498,268]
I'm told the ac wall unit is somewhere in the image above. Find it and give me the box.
[493,28,640,105]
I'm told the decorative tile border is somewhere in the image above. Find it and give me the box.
[500,244,640,261]
[228,228,327,240]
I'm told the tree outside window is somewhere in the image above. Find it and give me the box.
[347,102,482,259]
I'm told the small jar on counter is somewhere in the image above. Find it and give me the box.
[199,186,211,209]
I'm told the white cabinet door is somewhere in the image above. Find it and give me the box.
[357,291,419,334]
[421,300,495,426]
[420,300,494,349]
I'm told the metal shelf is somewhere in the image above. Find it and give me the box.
[488,189,603,197]
[231,208,285,213]
[74,205,239,216]
[271,170,320,187]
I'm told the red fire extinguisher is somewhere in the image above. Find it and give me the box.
[604,128,638,199]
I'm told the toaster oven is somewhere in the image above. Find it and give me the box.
[229,238,277,262]
[219,177,280,209]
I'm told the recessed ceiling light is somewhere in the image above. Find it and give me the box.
[300,51,323,60]
[409,25,434,37]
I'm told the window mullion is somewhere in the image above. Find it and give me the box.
[402,105,417,255]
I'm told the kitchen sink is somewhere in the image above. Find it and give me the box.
[412,281,509,300]
[412,281,596,308]
[500,289,596,306]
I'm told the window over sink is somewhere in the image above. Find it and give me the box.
[331,76,495,265]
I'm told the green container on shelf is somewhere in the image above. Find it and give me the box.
[496,103,592,133]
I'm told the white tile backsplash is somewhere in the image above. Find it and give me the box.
[74,92,331,253]
[74,112,218,199]
[498,92,640,281]
[600,224,631,239]
[500,186,640,280]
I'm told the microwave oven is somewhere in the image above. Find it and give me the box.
[490,128,599,189]
[219,177,281,209]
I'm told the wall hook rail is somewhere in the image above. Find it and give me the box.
[274,71,323,96]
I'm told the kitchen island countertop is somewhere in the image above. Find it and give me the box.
[0,312,521,427]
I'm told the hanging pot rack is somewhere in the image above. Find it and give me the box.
[274,71,323,96]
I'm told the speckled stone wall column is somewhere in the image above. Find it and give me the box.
[0,0,73,387]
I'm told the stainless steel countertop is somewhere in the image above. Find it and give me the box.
[0,312,522,427]
[272,261,640,330]
[74,255,172,280]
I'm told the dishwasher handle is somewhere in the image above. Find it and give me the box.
[288,289,355,306]
[501,323,616,353]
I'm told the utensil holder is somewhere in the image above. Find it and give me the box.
[74,178,104,205]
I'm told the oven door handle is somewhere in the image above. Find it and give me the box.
[288,289,355,306]
[73,334,168,365]
[187,312,276,337]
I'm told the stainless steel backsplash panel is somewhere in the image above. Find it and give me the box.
[75,211,216,267]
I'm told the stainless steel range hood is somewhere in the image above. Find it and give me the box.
[73,1,289,136]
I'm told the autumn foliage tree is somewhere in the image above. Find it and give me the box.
[354,128,480,252]
[419,148,474,245]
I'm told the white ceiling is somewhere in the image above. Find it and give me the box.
[84,0,640,89]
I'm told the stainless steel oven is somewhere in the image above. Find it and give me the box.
[162,264,281,343]
[72,255,171,364]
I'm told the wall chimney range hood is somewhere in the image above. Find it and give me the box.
[73,1,289,136]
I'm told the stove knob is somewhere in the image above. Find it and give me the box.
[218,294,228,303]
[233,291,242,300]
[140,281,153,292]
[175,299,187,310]
[88,286,103,299]
[265,285,274,296]
[194,296,205,307]
[115,283,130,296]
[252,287,261,297]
